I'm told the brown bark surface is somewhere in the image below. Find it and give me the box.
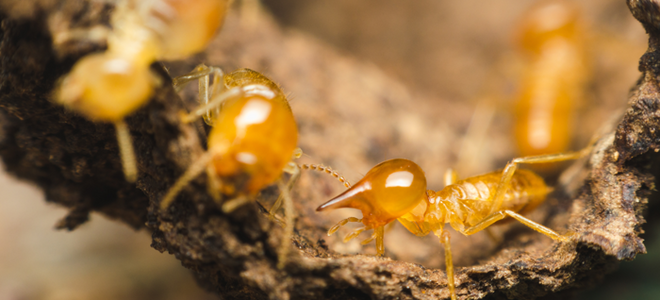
[0,1,658,299]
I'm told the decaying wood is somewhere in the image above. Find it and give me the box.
[0,0,658,299]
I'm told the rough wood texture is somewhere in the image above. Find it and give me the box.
[0,1,658,299]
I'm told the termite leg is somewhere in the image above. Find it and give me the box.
[269,161,301,274]
[205,67,224,125]
[197,66,212,124]
[489,147,592,214]
[172,64,224,92]
[361,231,378,245]
[114,120,137,183]
[343,226,370,243]
[374,226,385,256]
[346,226,385,256]
[205,163,223,202]
[327,217,361,235]
[173,64,227,125]
[463,210,570,241]
[269,161,301,220]
[222,195,252,213]
[276,179,295,269]
[444,168,458,187]
[434,229,457,300]
[160,151,216,211]
[447,169,498,244]
[181,87,243,124]
[446,169,498,244]
[271,148,304,213]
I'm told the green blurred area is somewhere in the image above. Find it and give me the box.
[576,209,660,300]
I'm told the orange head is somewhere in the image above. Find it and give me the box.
[317,159,427,229]
[56,52,154,122]
[150,0,229,60]
[517,0,581,54]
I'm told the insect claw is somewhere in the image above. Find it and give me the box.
[343,227,368,243]
[361,233,376,245]
[328,225,340,236]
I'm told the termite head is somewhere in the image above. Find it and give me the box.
[148,0,229,60]
[206,78,298,197]
[224,68,283,94]
[317,159,427,229]
[56,52,154,122]
[517,0,580,53]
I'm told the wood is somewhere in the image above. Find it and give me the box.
[0,0,658,299]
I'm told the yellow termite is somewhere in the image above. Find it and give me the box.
[55,0,228,182]
[456,0,589,175]
[514,0,588,161]
[162,64,358,268]
[160,65,302,268]
[317,148,591,300]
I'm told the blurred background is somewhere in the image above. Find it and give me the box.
[1,0,658,299]
[263,0,646,176]
[0,162,216,300]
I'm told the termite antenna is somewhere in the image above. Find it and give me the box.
[299,163,352,188]
[181,86,242,124]
[277,179,295,269]
[160,150,216,211]
[114,120,137,183]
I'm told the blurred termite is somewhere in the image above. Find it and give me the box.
[456,0,588,176]
[317,146,592,300]
[514,0,588,160]
[161,66,313,268]
[55,0,228,182]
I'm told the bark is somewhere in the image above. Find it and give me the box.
[0,1,658,299]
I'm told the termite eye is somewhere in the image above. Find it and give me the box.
[318,159,427,222]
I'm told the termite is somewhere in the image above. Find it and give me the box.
[513,0,588,160]
[161,64,359,268]
[317,148,591,300]
[55,0,228,182]
[454,1,589,176]
[159,65,301,268]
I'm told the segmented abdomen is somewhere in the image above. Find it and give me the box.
[428,169,551,227]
